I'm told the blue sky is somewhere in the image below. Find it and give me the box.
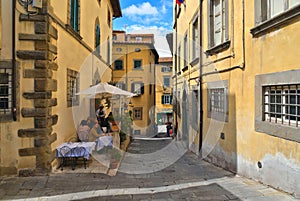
[114,0,173,35]
[113,0,173,56]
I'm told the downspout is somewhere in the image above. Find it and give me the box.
[175,4,178,136]
[198,0,203,153]
[12,0,17,121]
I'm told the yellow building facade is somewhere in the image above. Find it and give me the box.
[0,0,121,176]
[155,57,173,134]
[174,0,300,197]
[112,31,159,136]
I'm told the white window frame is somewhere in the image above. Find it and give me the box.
[208,0,229,48]
[263,85,300,127]
[162,94,172,105]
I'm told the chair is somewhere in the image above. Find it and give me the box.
[58,146,72,171]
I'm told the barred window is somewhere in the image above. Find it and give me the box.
[0,68,12,116]
[67,69,79,107]
[208,0,229,48]
[263,84,300,127]
[210,88,225,113]
[207,84,228,122]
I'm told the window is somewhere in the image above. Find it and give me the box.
[107,8,111,27]
[133,60,142,70]
[256,0,300,23]
[136,37,142,41]
[114,60,123,70]
[192,17,199,60]
[131,82,144,95]
[208,0,228,48]
[133,107,143,120]
[67,69,79,107]
[178,45,181,70]
[207,80,228,122]
[107,37,111,64]
[263,85,300,126]
[116,82,126,90]
[161,66,171,72]
[164,76,170,87]
[113,35,117,41]
[252,0,300,36]
[0,66,13,119]
[255,70,300,143]
[192,90,199,129]
[116,48,122,52]
[95,24,100,55]
[162,94,172,104]
[184,34,188,67]
[70,0,80,32]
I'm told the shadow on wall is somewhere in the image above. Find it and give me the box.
[203,93,238,173]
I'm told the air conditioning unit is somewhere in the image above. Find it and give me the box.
[32,0,42,8]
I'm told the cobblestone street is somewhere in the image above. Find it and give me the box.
[0,138,298,201]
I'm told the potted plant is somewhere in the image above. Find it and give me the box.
[108,148,122,169]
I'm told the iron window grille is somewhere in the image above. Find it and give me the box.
[0,67,13,117]
[67,69,79,107]
[208,87,228,122]
[263,84,300,127]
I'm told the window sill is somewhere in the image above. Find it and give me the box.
[251,5,300,37]
[133,68,143,71]
[205,41,230,56]
[66,24,82,41]
[255,121,300,143]
[190,57,199,67]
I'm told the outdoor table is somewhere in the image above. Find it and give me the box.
[56,142,96,170]
[96,136,113,151]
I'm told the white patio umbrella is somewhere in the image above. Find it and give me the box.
[76,82,136,97]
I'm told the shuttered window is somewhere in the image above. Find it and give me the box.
[70,0,80,32]
[131,82,144,95]
[209,0,228,48]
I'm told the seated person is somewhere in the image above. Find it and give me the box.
[87,116,97,129]
[77,120,90,142]
[88,122,104,142]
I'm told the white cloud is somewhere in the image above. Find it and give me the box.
[126,25,173,57]
[123,2,158,16]
[162,5,167,14]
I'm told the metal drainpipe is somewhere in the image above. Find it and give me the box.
[12,0,17,121]
[174,4,178,136]
[198,0,203,153]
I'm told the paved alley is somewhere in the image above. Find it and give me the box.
[0,138,298,201]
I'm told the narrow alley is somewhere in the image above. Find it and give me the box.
[0,138,297,201]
